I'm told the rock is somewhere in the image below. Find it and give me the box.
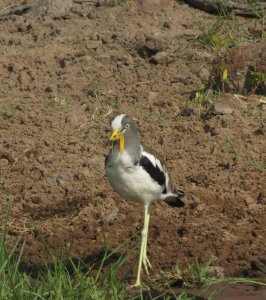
[29,0,73,19]
[213,102,233,115]
[171,69,192,84]
[199,67,210,82]
[65,113,87,127]
[149,51,170,64]
[145,36,167,53]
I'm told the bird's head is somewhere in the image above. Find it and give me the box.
[109,114,137,154]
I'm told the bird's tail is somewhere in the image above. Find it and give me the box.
[164,190,185,208]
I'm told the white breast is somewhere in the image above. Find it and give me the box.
[106,150,163,205]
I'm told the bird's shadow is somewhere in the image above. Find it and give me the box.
[18,248,121,279]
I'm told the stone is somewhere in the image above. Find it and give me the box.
[213,102,234,115]
[199,67,210,82]
[29,0,73,19]
[171,69,192,84]
[145,36,167,53]
[149,51,170,64]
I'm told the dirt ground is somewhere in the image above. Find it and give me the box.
[0,0,265,291]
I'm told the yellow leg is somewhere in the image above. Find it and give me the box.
[135,204,151,286]
[143,211,152,274]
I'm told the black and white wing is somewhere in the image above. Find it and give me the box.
[138,149,184,207]
[139,151,168,194]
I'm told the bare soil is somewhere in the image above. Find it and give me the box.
[0,0,265,297]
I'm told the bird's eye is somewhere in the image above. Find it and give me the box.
[124,124,130,129]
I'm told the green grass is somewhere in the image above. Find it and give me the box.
[1,215,266,299]
[179,87,222,117]
[151,259,266,300]
[87,83,99,99]
[199,0,265,46]
[0,214,128,300]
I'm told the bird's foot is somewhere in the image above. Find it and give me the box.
[143,254,152,275]
[128,281,150,289]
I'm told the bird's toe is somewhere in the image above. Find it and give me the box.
[143,255,152,275]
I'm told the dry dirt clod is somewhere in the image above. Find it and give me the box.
[213,102,234,115]
[30,0,73,18]
[149,51,171,64]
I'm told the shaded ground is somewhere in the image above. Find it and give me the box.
[0,0,265,296]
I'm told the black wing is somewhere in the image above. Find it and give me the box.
[138,155,167,193]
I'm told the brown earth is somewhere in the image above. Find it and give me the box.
[0,0,265,295]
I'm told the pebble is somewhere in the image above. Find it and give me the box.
[150,51,170,64]
[172,69,191,84]
[213,102,234,115]
[199,67,210,82]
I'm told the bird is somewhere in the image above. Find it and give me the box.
[105,114,184,287]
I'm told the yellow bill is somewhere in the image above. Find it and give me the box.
[109,130,124,154]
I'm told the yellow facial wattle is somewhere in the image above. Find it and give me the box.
[109,130,124,154]
[119,132,124,154]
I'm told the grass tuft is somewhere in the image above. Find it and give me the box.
[0,215,128,299]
